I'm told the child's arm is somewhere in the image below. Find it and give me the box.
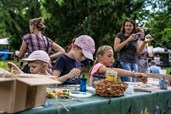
[52,68,81,83]
[113,68,147,83]
[7,62,23,74]
[98,65,147,83]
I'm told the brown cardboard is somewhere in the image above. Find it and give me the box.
[0,68,61,113]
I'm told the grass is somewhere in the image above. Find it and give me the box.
[162,67,171,74]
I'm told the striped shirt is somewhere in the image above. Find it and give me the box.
[22,34,53,57]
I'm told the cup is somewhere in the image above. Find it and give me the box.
[124,85,134,95]
[159,78,168,90]
[106,69,117,82]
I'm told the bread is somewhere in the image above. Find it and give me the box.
[94,79,128,97]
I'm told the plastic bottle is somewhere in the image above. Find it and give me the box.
[159,77,168,90]
[80,74,87,92]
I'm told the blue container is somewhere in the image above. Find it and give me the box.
[80,74,87,92]
[159,77,168,90]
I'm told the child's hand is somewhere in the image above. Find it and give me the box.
[144,37,154,43]
[7,62,23,74]
[134,73,147,84]
[68,68,81,78]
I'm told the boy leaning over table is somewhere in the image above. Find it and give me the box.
[52,35,95,85]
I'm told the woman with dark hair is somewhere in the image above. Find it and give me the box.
[114,18,147,82]
[15,17,65,73]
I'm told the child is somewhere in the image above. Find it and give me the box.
[52,35,95,85]
[149,60,160,74]
[89,45,147,85]
[8,50,51,75]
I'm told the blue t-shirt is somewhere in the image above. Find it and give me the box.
[150,65,160,74]
[53,54,81,85]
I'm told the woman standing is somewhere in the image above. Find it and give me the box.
[16,17,65,61]
[136,27,153,73]
[114,18,147,82]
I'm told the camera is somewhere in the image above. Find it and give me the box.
[135,33,141,39]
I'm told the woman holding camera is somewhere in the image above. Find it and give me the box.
[136,27,154,73]
[114,18,148,82]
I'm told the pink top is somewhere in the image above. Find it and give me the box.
[89,63,103,85]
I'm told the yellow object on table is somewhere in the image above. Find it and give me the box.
[47,92,56,98]
[106,69,117,81]
[107,75,117,81]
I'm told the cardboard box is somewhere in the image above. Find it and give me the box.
[0,68,60,113]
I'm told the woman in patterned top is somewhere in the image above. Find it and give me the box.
[15,17,65,61]
[114,18,148,82]
[136,27,154,73]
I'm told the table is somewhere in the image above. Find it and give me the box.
[18,90,171,114]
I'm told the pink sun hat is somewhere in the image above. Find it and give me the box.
[21,50,51,66]
[74,35,95,60]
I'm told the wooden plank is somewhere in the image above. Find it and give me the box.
[146,73,171,80]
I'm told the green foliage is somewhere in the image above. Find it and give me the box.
[143,0,171,48]
[0,0,42,50]
[0,60,18,71]
[41,0,145,48]
[1,0,171,52]
[0,0,146,51]
[163,67,171,75]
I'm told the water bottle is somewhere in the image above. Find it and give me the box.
[80,74,87,92]
[159,77,168,90]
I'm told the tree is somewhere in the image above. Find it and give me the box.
[0,0,42,50]
[0,0,150,50]
[42,0,145,48]
[143,0,171,48]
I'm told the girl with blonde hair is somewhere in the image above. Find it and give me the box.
[89,45,147,85]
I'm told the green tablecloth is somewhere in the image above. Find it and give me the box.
[18,90,171,114]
